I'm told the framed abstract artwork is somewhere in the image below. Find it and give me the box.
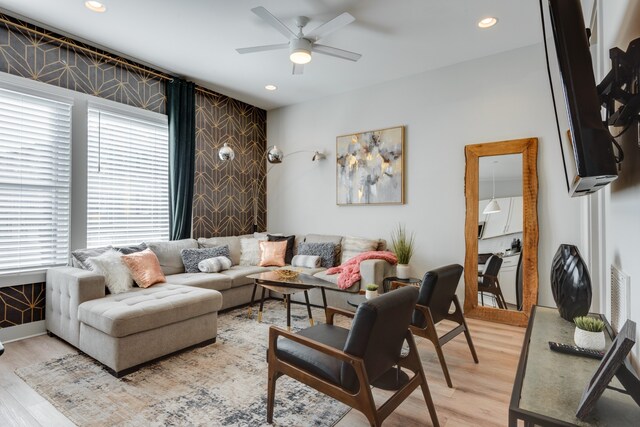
[336,126,404,205]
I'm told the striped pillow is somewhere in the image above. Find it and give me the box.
[341,236,380,264]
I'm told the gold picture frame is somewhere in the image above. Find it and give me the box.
[336,125,405,205]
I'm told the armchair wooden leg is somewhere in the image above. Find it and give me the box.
[453,296,479,363]
[425,310,453,388]
[405,333,440,427]
[267,366,277,424]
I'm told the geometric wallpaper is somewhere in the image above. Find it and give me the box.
[0,13,267,328]
[0,283,45,328]
[193,91,267,237]
[0,13,166,113]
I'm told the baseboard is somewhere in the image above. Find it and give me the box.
[0,320,46,343]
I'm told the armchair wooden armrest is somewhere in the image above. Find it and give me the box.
[391,281,413,291]
[326,306,355,325]
[268,325,362,364]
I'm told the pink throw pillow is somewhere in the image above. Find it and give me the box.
[259,240,287,267]
[122,248,166,288]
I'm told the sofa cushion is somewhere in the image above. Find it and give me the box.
[198,236,242,265]
[146,239,198,275]
[259,240,287,267]
[240,238,262,266]
[341,236,380,264]
[78,284,222,338]
[305,234,343,264]
[181,246,230,273]
[164,272,231,291]
[220,265,273,287]
[114,243,147,255]
[86,249,133,294]
[267,234,295,264]
[298,242,337,269]
[71,246,112,270]
[121,248,166,288]
[313,270,360,293]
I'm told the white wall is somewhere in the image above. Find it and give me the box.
[598,0,640,368]
[267,43,583,307]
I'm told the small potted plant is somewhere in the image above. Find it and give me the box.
[391,223,415,279]
[365,284,379,300]
[573,316,606,351]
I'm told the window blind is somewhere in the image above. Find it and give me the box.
[87,108,169,248]
[0,88,71,274]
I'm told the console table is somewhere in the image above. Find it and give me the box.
[510,306,640,426]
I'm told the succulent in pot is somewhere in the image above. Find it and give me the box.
[573,316,606,351]
[365,284,379,300]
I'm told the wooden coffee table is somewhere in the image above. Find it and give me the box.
[246,271,331,331]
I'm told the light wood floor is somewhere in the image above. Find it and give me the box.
[0,318,524,427]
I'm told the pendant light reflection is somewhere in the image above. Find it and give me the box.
[483,160,502,215]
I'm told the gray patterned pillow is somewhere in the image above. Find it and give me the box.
[181,246,230,273]
[297,242,336,268]
[71,246,112,270]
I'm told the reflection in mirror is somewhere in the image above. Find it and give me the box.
[477,154,523,311]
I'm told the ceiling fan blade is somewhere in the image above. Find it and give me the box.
[292,63,304,75]
[312,44,362,62]
[305,13,355,41]
[236,43,289,54]
[251,6,297,40]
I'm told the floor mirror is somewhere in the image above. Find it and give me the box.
[464,138,539,327]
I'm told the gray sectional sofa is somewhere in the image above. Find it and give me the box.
[46,233,394,376]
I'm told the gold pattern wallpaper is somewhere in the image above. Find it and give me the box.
[0,283,45,328]
[0,14,267,327]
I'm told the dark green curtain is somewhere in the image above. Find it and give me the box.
[167,79,196,240]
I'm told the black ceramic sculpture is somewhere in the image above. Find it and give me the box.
[550,244,592,321]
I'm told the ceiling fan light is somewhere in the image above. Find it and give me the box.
[290,50,311,64]
[289,38,312,64]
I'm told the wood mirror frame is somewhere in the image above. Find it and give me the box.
[464,138,539,327]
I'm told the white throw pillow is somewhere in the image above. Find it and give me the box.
[87,249,133,294]
[240,238,262,266]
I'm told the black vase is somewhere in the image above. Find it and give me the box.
[550,244,592,321]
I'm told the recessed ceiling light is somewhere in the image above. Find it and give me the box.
[478,17,498,29]
[265,84,277,91]
[85,1,107,13]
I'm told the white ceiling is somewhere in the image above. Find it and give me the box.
[0,0,543,110]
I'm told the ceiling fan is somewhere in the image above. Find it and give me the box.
[236,6,362,75]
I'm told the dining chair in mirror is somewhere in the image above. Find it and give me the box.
[464,138,538,327]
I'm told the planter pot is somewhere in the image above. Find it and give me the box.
[365,290,378,300]
[396,264,411,279]
[574,328,605,351]
[550,244,592,321]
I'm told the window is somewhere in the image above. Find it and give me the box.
[0,88,72,274]
[87,108,169,247]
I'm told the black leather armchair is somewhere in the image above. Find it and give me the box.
[394,264,478,388]
[267,286,439,426]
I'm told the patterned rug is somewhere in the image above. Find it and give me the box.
[16,300,350,426]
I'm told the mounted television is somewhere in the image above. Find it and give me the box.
[546,0,618,196]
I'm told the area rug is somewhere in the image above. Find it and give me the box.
[16,300,350,426]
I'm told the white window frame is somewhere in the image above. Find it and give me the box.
[85,101,169,248]
[0,72,169,287]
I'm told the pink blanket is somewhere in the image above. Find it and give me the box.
[326,251,398,290]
